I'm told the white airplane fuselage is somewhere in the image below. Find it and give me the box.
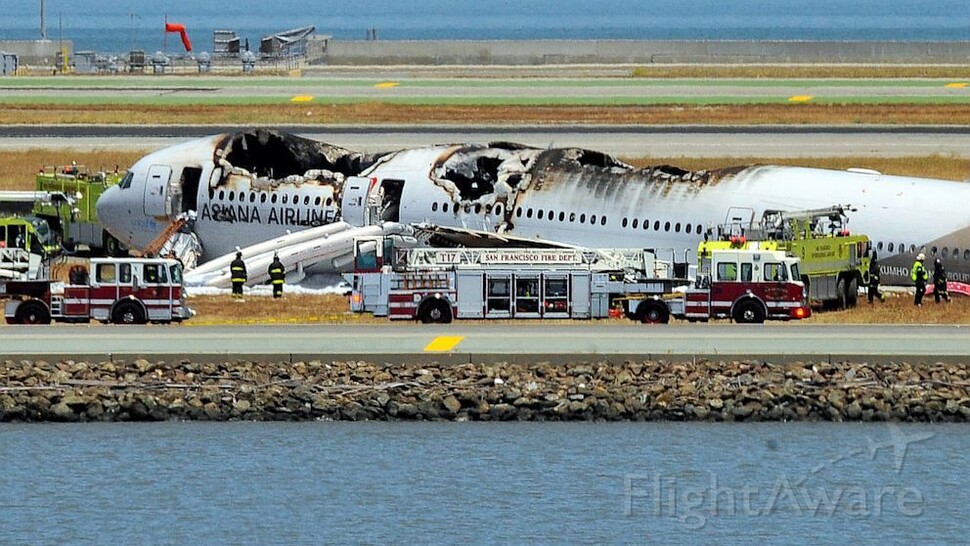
[96,131,970,286]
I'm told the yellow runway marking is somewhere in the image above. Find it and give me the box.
[424,336,465,352]
[788,95,814,103]
[945,82,968,88]
[375,81,400,89]
[290,95,314,102]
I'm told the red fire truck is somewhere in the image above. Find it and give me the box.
[344,237,809,324]
[657,248,812,323]
[1,257,193,325]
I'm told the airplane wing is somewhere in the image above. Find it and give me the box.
[183,221,581,288]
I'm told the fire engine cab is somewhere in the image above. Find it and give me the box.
[1,256,193,325]
[666,248,811,323]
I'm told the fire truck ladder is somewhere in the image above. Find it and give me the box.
[143,215,188,257]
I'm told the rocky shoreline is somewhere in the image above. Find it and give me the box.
[1,358,969,423]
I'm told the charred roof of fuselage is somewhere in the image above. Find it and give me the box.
[215,129,381,179]
[432,142,757,202]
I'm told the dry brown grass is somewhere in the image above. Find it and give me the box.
[0,150,147,191]
[6,103,970,126]
[3,149,970,192]
[181,292,970,325]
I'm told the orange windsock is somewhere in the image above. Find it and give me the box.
[165,22,193,52]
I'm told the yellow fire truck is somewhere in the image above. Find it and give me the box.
[698,205,870,309]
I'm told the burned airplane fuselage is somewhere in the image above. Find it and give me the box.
[97,129,970,284]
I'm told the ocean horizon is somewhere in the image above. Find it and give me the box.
[5,0,970,55]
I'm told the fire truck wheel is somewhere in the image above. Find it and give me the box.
[733,300,765,324]
[636,300,669,324]
[419,299,453,324]
[104,233,125,257]
[15,301,51,325]
[112,302,146,325]
[836,278,848,310]
[846,277,859,308]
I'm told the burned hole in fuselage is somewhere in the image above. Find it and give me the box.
[218,129,377,180]
[440,154,505,202]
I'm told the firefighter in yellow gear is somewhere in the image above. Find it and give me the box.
[911,253,927,306]
[230,251,247,299]
[268,252,285,299]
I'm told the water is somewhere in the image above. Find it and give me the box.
[0,421,966,544]
[4,0,970,55]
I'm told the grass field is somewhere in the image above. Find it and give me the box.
[180,292,970,326]
[5,102,970,125]
[3,149,969,191]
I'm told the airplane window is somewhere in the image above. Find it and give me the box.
[516,207,522,218]
[526,208,533,219]
[632,219,638,229]
[888,243,894,252]
[443,203,449,213]
[271,194,278,204]
[304,196,310,205]
[496,204,504,216]
[942,246,949,257]
[325,197,332,207]
[910,244,916,253]
[119,172,134,189]
[932,246,938,254]
[964,250,970,261]
[675,222,681,233]
[558,211,564,222]
[250,193,256,203]
[590,215,597,225]
[954,248,960,259]
[876,241,883,251]
[260,193,267,203]
[600,216,607,226]
[228,191,235,202]
[282,195,288,204]
[314,196,321,206]
[569,212,576,222]
[485,204,492,214]
[475,204,482,214]
[654,220,660,231]
[898,243,903,253]
[464,204,471,213]
[432,202,438,212]
[696,225,703,235]
[549,210,556,222]
[219,190,225,201]
[622,218,628,228]
[685,223,692,233]
[209,189,215,199]
[664,221,671,232]
[580,214,586,223]
[537,209,544,220]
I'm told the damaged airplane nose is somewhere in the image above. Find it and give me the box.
[96,184,129,244]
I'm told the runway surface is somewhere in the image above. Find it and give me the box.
[2,323,968,364]
[3,124,970,158]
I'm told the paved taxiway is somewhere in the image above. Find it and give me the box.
[2,324,968,364]
[3,124,970,158]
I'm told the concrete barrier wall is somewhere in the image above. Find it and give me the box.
[0,40,71,65]
[322,39,970,65]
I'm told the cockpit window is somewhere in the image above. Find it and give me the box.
[119,171,134,189]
